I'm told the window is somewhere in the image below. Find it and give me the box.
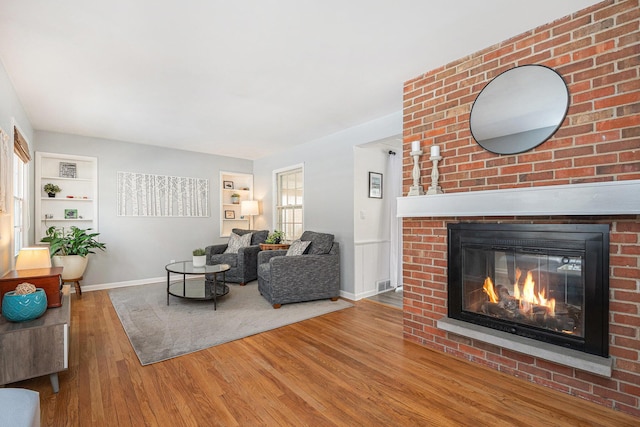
[12,125,31,257]
[274,165,303,241]
[13,153,26,255]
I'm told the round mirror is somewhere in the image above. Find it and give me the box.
[469,64,569,155]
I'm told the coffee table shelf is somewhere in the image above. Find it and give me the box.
[165,261,230,310]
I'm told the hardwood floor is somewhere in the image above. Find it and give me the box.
[366,288,403,309]
[9,290,638,426]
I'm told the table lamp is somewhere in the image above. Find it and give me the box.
[15,247,52,270]
[240,200,259,229]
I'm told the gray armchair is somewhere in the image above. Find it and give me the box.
[205,228,268,285]
[257,231,340,308]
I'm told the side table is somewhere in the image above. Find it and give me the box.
[0,286,70,393]
[259,243,291,251]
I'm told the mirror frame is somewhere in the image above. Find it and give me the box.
[469,64,570,155]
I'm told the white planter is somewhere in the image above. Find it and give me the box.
[52,255,89,280]
[192,255,206,268]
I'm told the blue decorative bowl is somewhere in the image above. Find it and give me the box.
[2,288,48,322]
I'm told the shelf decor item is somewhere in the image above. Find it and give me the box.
[2,284,48,322]
[59,162,77,178]
[231,193,240,204]
[44,183,61,198]
[426,145,444,195]
[408,141,425,196]
[64,209,78,219]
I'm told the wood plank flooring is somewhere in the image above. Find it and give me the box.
[366,288,403,308]
[8,289,639,426]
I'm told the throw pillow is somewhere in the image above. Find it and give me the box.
[286,240,311,256]
[224,232,253,254]
[300,231,334,255]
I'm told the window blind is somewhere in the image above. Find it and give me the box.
[13,126,31,163]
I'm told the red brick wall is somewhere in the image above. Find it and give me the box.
[402,0,640,417]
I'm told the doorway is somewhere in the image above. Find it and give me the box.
[353,137,402,306]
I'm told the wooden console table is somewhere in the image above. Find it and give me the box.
[259,243,291,251]
[0,286,70,393]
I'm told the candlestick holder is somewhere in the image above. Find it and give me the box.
[408,150,425,196]
[426,155,443,195]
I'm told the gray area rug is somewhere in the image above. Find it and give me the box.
[109,281,352,365]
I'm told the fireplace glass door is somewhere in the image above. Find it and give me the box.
[463,246,584,337]
[448,223,609,357]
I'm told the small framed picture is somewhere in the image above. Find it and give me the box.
[59,162,77,178]
[64,208,78,219]
[223,181,234,189]
[368,172,383,199]
[224,210,235,219]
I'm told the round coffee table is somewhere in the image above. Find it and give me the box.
[165,261,230,310]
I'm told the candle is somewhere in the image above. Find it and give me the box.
[411,141,420,152]
[431,145,440,157]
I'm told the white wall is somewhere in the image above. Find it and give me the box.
[0,60,34,276]
[34,131,252,288]
[253,112,402,298]
[353,139,402,299]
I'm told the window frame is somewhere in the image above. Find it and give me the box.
[13,152,28,256]
[272,164,304,241]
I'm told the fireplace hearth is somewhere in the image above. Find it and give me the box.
[447,223,609,357]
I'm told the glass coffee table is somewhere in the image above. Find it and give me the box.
[166,261,230,310]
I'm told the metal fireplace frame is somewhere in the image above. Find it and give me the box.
[447,223,610,357]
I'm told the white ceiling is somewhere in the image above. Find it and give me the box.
[0,1,599,160]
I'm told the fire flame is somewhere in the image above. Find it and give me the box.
[484,269,556,317]
[483,277,499,303]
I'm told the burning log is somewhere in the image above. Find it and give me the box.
[496,285,518,311]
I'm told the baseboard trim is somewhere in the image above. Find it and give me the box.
[74,276,166,293]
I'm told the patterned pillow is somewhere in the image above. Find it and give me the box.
[286,240,311,256]
[224,232,253,254]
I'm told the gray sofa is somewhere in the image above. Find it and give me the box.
[257,231,340,308]
[205,228,269,285]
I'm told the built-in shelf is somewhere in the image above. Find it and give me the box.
[42,219,93,222]
[36,152,98,241]
[397,180,640,217]
[41,198,94,201]
[41,176,92,182]
[219,171,253,237]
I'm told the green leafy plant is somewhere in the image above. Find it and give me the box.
[41,226,106,257]
[265,230,285,244]
[192,248,206,256]
[43,183,61,194]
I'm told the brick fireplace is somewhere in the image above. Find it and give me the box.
[400,0,639,417]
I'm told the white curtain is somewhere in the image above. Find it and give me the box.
[387,151,403,289]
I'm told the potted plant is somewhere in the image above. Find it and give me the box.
[192,248,206,267]
[43,183,61,198]
[231,193,241,204]
[265,230,285,244]
[40,226,106,280]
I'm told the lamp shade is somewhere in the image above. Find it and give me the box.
[240,200,259,216]
[15,247,52,270]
